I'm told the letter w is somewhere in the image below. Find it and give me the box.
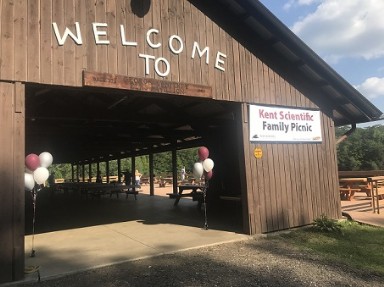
[52,22,83,46]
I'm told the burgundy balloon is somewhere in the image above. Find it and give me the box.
[198,146,209,161]
[25,154,40,171]
[205,170,213,180]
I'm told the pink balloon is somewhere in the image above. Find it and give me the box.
[205,170,213,180]
[198,146,209,161]
[25,154,40,171]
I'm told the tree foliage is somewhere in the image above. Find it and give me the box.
[337,125,384,170]
[50,148,198,181]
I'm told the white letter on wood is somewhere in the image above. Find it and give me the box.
[52,22,83,46]
[93,23,110,45]
[191,42,209,64]
[139,54,156,75]
[155,57,170,77]
[120,25,137,46]
[169,35,184,54]
[215,52,227,72]
[146,28,161,49]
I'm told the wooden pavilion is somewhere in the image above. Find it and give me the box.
[0,0,382,283]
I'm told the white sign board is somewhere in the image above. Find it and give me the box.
[249,105,322,143]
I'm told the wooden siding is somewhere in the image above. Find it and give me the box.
[0,0,281,105]
[0,82,25,283]
[240,102,340,234]
[0,0,341,237]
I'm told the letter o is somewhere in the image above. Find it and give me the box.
[155,57,170,77]
[169,35,184,54]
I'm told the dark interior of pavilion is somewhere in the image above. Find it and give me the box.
[24,83,245,235]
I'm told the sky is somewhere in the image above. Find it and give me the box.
[259,0,384,126]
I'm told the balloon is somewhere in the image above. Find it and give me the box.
[24,173,35,191]
[193,162,204,179]
[39,152,53,168]
[198,146,209,161]
[33,167,49,185]
[25,154,40,171]
[203,158,214,172]
[205,170,213,180]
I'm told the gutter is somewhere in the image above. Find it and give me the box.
[336,123,356,145]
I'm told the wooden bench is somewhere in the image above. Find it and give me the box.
[219,195,241,202]
[167,191,204,208]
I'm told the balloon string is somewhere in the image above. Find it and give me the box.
[30,188,37,257]
[203,181,209,230]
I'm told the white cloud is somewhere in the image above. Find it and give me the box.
[284,0,321,10]
[290,0,384,63]
[355,77,384,100]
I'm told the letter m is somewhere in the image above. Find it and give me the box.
[191,42,209,64]
[52,22,83,46]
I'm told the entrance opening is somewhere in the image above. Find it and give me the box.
[25,83,244,236]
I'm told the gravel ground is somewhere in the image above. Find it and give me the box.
[16,236,384,287]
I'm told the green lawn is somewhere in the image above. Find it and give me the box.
[278,220,384,276]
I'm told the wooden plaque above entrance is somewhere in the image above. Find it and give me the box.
[83,71,212,98]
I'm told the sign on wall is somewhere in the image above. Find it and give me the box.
[249,104,322,143]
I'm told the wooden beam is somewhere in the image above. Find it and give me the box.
[83,71,212,99]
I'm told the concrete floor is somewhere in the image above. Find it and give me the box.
[22,185,249,283]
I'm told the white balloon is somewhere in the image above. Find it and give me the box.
[203,158,214,172]
[39,152,53,168]
[193,162,204,179]
[33,167,50,185]
[25,173,35,191]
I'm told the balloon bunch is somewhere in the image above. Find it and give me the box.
[193,146,214,181]
[24,152,53,257]
[193,146,214,230]
[24,152,54,191]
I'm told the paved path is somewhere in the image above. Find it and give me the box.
[341,195,384,227]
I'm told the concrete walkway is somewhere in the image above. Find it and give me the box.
[341,195,384,227]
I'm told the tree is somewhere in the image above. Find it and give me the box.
[336,125,384,170]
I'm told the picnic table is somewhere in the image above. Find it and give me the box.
[56,182,141,199]
[167,184,205,208]
[339,177,371,200]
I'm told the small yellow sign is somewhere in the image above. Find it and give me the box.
[254,148,263,159]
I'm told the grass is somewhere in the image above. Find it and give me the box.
[278,220,384,276]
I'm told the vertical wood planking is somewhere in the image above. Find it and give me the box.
[152,0,164,80]
[115,0,127,75]
[14,0,27,81]
[183,2,194,84]
[95,0,108,73]
[85,0,96,72]
[75,0,87,86]
[167,0,178,82]
[204,12,216,97]
[134,1,144,77]
[52,0,64,83]
[1,0,14,80]
[40,0,52,83]
[231,41,241,101]
[27,0,40,82]
[0,83,15,282]
[63,0,76,86]
[176,0,187,83]
[106,0,117,74]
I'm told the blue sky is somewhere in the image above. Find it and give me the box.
[259,0,384,125]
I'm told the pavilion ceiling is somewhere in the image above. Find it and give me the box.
[25,84,237,164]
